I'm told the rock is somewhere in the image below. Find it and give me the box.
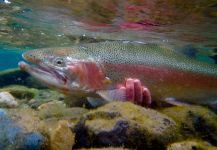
[31,89,65,108]
[38,100,88,120]
[49,120,75,150]
[78,148,129,150]
[0,16,8,25]
[0,108,24,149]
[0,101,88,149]
[17,132,46,150]
[0,85,37,100]
[211,11,217,17]
[167,140,217,150]
[160,106,217,146]
[0,91,18,108]
[8,108,42,132]
[6,107,79,149]
[0,85,66,108]
[12,6,21,12]
[0,108,46,149]
[74,102,178,149]
[38,100,67,119]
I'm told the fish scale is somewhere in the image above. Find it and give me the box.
[76,41,217,76]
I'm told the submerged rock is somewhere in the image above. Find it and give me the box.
[0,85,66,108]
[0,16,8,25]
[0,91,18,108]
[160,106,217,146]
[0,108,46,150]
[0,85,37,100]
[74,101,178,149]
[38,100,67,119]
[6,107,82,150]
[49,120,75,150]
[38,100,88,120]
[78,148,129,150]
[8,108,42,132]
[167,140,217,150]
[17,132,45,150]
[29,89,65,109]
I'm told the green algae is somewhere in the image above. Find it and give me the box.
[160,105,217,146]
[74,102,178,149]
[167,140,217,150]
[38,100,88,120]
[0,85,37,100]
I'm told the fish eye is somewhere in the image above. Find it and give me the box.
[56,60,62,64]
[54,58,65,67]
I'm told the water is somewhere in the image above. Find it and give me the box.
[0,0,217,70]
[0,0,217,149]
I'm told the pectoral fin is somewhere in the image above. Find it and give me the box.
[96,88,126,102]
[87,97,107,107]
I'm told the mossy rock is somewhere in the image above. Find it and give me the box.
[0,85,37,100]
[74,102,178,150]
[0,85,66,108]
[167,140,217,150]
[160,106,217,146]
[78,148,129,150]
[49,120,75,150]
[29,89,65,109]
[6,107,83,149]
[38,100,88,121]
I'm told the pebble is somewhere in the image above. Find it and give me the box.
[0,92,18,108]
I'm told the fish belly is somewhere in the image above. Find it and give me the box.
[104,63,217,105]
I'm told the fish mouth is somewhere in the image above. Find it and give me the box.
[18,61,68,86]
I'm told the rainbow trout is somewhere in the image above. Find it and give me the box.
[18,41,217,107]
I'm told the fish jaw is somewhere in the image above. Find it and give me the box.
[18,61,69,91]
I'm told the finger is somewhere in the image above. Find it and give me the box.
[142,86,152,107]
[134,79,143,105]
[125,78,135,102]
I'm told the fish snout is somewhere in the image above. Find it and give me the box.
[22,51,30,61]
[22,51,41,64]
[18,61,29,71]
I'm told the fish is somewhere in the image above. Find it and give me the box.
[18,41,217,107]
